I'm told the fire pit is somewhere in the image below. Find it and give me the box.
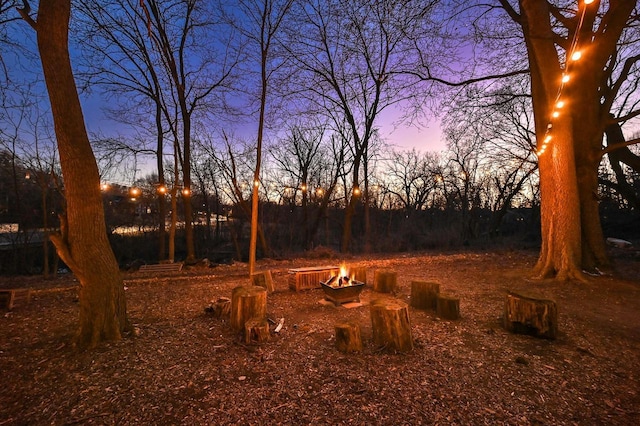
[320,266,365,306]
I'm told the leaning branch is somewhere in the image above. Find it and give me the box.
[405,68,530,87]
[16,0,36,29]
[600,137,640,158]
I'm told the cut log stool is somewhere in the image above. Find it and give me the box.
[208,297,231,319]
[504,292,558,339]
[370,298,413,352]
[349,265,368,285]
[436,295,460,320]
[230,286,267,331]
[244,317,270,344]
[251,270,276,292]
[373,270,397,293]
[410,281,440,310]
[335,321,363,353]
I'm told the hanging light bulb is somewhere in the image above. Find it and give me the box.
[571,51,582,61]
[556,100,565,108]
[552,111,560,118]
[584,0,594,4]
[562,74,570,83]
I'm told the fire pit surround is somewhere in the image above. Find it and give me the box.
[320,266,365,306]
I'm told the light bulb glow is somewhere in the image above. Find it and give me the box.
[556,100,565,108]
[562,74,570,83]
[571,51,582,61]
[552,111,560,118]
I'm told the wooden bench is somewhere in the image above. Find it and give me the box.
[0,289,31,310]
[138,262,184,273]
[288,265,339,291]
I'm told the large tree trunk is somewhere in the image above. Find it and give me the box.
[27,0,128,349]
[520,0,583,280]
[515,0,636,280]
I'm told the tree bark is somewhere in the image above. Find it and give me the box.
[370,298,413,353]
[25,0,129,349]
[230,286,267,331]
[514,0,635,279]
[335,321,362,353]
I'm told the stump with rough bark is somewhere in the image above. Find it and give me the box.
[504,292,557,339]
[436,295,460,320]
[230,286,267,331]
[244,317,270,344]
[373,270,397,293]
[370,298,413,352]
[410,281,440,310]
[209,297,231,319]
[335,321,363,353]
[251,270,276,292]
[349,265,367,284]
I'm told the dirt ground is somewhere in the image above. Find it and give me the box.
[1,249,639,425]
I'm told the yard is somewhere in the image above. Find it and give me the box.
[1,249,639,425]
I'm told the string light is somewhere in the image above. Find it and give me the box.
[536,0,592,157]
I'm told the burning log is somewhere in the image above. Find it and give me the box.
[230,286,267,331]
[370,298,413,353]
[244,317,270,344]
[334,321,362,353]
[504,292,558,339]
[410,281,440,311]
[373,270,397,293]
[251,270,276,293]
[436,295,460,320]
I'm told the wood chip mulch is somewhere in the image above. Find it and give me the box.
[1,249,639,425]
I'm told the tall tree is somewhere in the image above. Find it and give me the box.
[141,0,236,263]
[19,0,129,348]
[231,0,293,274]
[288,0,435,252]
[499,0,639,279]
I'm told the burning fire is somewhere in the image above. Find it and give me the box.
[327,264,355,287]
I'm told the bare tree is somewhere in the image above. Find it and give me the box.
[226,0,294,273]
[497,0,640,279]
[287,0,436,252]
[18,0,129,349]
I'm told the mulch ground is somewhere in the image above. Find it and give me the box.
[1,249,639,425]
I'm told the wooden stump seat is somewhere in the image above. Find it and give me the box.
[436,295,460,320]
[251,270,276,292]
[373,270,397,293]
[410,281,440,310]
[244,317,270,344]
[230,286,267,331]
[370,298,413,352]
[503,292,558,339]
[335,321,363,353]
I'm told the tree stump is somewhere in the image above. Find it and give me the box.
[373,270,397,293]
[349,265,367,284]
[230,286,267,331]
[251,270,276,292]
[209,297,231,319]
[370,298,413,352]
[244,317,270,344]
[410,281,440,310]
[504,292,558,339]
[436,295,460,320]
[335,321,363,353]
